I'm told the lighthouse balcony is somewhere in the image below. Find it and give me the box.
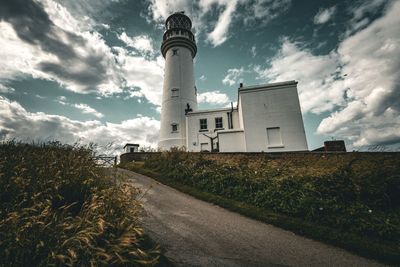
[163,29,195,43]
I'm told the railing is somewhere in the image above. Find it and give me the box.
[163,29,195,42]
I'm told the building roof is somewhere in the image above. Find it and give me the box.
[216,129,244,134]
[239,80,297,92]
[186,107,237,116]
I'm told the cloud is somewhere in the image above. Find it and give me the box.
[199,75,207,81]
[205,0,239,47]
[146,0,192,22]
[313,6,336,24]
[114,48,164,106]
[146,0,291,47]
[0,0,123,95]
[317,0,400,146]
[0,96,160,153]
[51,0,118,29]
[0,84,15,94]
[197,91,230,105]
[54,97,104,118]
[242,0,292,26]
[255,1,400,147]
[222,67,245,86]
[346,0,387,34]
[0,0,165,107]
[118,32,154,55]
[250,45,256,57]
[73,103,104,118]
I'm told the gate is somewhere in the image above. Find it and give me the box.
[93,156,117,167]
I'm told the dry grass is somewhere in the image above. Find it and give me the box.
[0,141,162,266]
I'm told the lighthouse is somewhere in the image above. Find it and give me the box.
[154,12,308,153]
[158,12,198,150]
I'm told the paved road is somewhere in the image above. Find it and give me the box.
[118,168,385,267]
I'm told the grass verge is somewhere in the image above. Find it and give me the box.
[0,141,172,266]
[122,162,400,265]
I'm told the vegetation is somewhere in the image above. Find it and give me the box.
[0,141,166,266]
[121,150,400,264]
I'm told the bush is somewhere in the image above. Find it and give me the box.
[133,151,400,243]
[0,141,160,266]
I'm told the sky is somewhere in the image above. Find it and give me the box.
[0,0,399,154]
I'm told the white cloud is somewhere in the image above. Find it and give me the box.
[0,84,15,94]
[0,0,123,96]
[146,0,192,22]
[146,0,291,47]
[0,0,166,108]
[118,32,154,55]
[251,45,256,57]
[242,0,292,26]
[115,48,164,106]
[313,6,336,24]
[54,96,104,118]
[206,0,239,47]
[224,101,237,108]
[255,1,400,147]
[346,0,387,35]
[317,0,400,146]
[197,91,230,105]
[199,75,207,81]
[222,67,245,86]
[0,96,160,153]
[73,103,104,118]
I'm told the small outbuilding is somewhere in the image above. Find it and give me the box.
[123,143,139,153]
[313,140,346,152]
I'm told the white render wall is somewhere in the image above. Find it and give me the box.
[159,46,198,150]
[218,130,246,152]
[185,108,238,152]
[239,81,308,152]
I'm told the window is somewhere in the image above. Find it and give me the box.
[199,118,207,131]
[215,117,223,129]
[171,123,178,132]
[266,127,283,147]
[171,88,179,97]
[172,49,178,56]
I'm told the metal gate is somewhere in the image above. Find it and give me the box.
[93,156,117,167]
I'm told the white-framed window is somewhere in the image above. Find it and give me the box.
[171,88,179,97]
[171,123,178,132]
[199,118,207,131]
[266,127,283,147]
[215,117,223,129]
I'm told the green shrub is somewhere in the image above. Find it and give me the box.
[0,141,161,266]
[134,151,400,243]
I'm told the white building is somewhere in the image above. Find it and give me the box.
[158,12,308,152]
[123,143,139,153]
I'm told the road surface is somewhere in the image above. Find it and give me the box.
[118,168,385,267]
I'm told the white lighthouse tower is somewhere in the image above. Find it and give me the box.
[158,12,198,150]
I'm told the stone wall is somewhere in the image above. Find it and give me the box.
[120,152,162,164]
[120,151,400,164]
